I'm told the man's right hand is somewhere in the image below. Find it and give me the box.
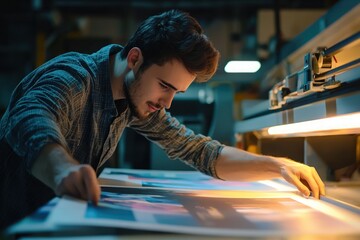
[54,164,100,204]
[31,144,100,205]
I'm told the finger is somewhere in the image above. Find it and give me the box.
[76,178,89,201]
[57,175,83,199]
[311,168,326,196]
[60,170,87,200]
[81,166,101,205]
[300,170,320,199]
[68,174,89,200]
[281,168,310,197]
[291,175,311,198]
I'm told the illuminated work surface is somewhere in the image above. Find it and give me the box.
[6,192,360,240]
[325,181,360,208]
[5,169,360,239]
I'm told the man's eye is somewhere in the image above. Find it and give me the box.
[160,83,169,89]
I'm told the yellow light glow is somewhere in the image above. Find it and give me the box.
[268,112,360,135]
[191,190,292,198]
[224,61,261,73]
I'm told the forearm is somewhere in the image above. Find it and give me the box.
[31,143,78,191]
[215,146,282,181]
[214,145,326,199]
[31,143,101,203]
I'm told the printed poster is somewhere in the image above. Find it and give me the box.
[49,186,360,237]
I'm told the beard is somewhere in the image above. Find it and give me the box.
[124,69,154,120]
[123,69,162,120]
[123,75,142,119]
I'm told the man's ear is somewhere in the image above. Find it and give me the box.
[127,47,143,69]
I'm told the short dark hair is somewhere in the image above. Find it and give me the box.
[120,9,220,82]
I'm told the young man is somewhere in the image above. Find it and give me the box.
[0,9,325,229]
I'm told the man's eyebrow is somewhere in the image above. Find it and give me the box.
[158,78,185,93]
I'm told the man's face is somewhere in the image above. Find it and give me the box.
[124,59,196,119]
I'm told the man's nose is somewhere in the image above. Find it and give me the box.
[161,91,176,109]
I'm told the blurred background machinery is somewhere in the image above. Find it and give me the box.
[1,1,358,179]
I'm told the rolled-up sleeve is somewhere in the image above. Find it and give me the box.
[129,109,224,178]
[3,69,86,171]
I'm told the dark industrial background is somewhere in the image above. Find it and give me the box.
[0,0,340,169]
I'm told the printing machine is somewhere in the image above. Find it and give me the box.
[235,1,360,208]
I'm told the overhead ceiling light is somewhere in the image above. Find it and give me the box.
[224,60,261,73]
[267,112,360,135]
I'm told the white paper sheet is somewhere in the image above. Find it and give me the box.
[48,186,360,238]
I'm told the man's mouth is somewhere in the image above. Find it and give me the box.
[148,103,160,112]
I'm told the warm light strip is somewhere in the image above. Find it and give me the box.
[268,112,360,135]
[224,61,261,73]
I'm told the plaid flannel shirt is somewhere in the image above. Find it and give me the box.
[0,44,223,228]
